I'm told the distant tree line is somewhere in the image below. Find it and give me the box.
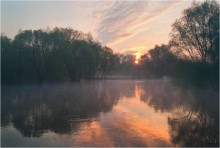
[1,28,122,83]
[1,1,219,87]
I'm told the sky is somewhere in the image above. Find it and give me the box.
[1,0,200,56]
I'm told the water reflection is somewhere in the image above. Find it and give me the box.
[1,80,219,147]
[2,81,135,137]
[139,80,219,146]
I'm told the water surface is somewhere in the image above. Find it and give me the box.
[1,80,219,147]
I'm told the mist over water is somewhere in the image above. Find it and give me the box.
[1,80,219,147]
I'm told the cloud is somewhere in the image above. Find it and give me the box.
[96,1,180,46]
[96,1,148,44]
[121,45,148,56]
[123,50,137,55]
[2,0,189,54]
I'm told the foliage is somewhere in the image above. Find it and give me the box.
[1,28,118,83]
[1,1,219,87]
[139,44,177,78]
[138,1,219,89]
[170,1,219,64]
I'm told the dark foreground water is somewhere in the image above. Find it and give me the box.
[1,80,219,147]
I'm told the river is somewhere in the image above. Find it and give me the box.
[1,80,219,147]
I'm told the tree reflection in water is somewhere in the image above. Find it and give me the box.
[1,80,219,147]
[1,81,135,137]
[139,80,219,147]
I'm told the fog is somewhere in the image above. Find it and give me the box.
[1,80,219,147]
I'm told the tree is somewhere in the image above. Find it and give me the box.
[170,1,219,64]
[2,27,117,83]
[12,30,50,82]
[140,44,177,78]
[99,46,116,77]
[1,35,15,83]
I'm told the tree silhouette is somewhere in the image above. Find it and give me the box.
[170,1,219,64]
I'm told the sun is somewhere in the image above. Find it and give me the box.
[135,52,141,64]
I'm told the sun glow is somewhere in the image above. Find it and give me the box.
[135,52,141,64]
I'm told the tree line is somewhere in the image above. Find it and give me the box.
[139,1,219,88]
[1,28,121,83]
[1,1,219,87]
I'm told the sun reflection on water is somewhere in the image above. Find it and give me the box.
[69,82,173,146]
[2,80,218,147]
